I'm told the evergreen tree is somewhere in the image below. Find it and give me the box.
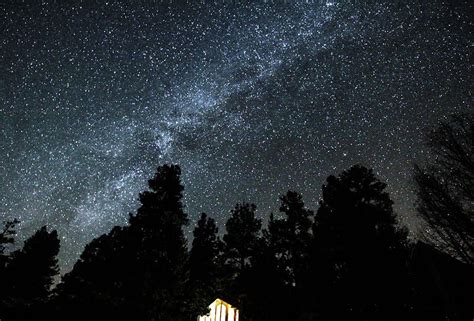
[0,226,60,321]
[0,219,19,271]
[308,165,411,320]
[242,232,291,321]
[222,203,262,311]
[128,164,189,321]
[0,219,20,315]
[0,219,19,252]
[7,226,60,301]
[264,191,313,320]
[267,191,313,288]
[223,203,261,272]
[56,226,139,321]
[56,164,189,321]
[187,213,223,317]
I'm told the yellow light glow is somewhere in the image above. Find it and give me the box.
[197,298,239,321]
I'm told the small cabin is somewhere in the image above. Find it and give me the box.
[198,298,239,321]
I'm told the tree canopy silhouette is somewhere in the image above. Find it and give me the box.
[0,225,59,321]
[267,191,313,288]
[56,164,189,321]
[7,226,60,301]
[187,213,223,317]
[414,113,474,264]
[308,165,411,320]
[0,219,19,315]
[223,203,261,273]
[2,161,469,321]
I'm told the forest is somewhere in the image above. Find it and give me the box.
[0,114,472,321]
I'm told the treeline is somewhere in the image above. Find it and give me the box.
[0,114,472,321]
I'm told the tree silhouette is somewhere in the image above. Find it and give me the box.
[414,113,474,264]
[239,191,315,321]
[0,219,19,271]
[56,226,139,321]
[0,219,19,255]
[7,226,60,301]
[3,161,468,321]
[308,165,411,320]
[128,164,189,321]
[0,219,20,316]
[222,203,262,312]
[0,226,60,321]
[56,164,189,321]
[267,191,313,288]
[223,203,261,273]
[187,213,223,317]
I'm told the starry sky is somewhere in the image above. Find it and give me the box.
[1,1,472,273]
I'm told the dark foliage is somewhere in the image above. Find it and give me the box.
[223,203,261,273]
[2,159,472,320]
[0,219,19,257]
[0,219,19,277]
[0,226,60,321]
[241,191,315,321]
[222,203,262,312]
[54,164,189,321]
[8,226,60,300]
[268,191,313,288]
[306,165,412,320]
[186,213,224,317]
[414,113,474,264]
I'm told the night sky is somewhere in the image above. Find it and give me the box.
[1,1,472,273]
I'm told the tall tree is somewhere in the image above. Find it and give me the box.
[223,203,261,272]
[223,203,262,310]
[414,113,474,264]
[308,165,411,320]
[55,226,139,321]
[7,226,60,301]
[0,219,19,273]
[267,191,313,288]
[127,164,189,321]
[56,164,189,321]
[0,219,19,256]
[187,213,223,317]
[0,219,20,313]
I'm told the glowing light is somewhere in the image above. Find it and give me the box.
[198,298,239,321]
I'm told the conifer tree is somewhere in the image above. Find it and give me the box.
[223,203,261,272]
[0,219,20,314]
[128,164,189,321]
[56,164,189,321]
[309,165,410,320]
[187,213,223,316]
[7,226,60,301]
[223,203,262,310]
[267,191,313,288]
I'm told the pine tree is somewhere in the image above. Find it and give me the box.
[267,191,313,288]
[187,213,223,317]
[56,164,189,321]
[0,219,20,314]
[56,226,138,321]
[223,203,261,272]
[0,219,19,270]
[7,226,60,301]
[129,164,189,321]
[223,203,262,311]
[309,165,411,320]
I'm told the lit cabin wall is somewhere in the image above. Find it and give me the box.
[197,299,239,321]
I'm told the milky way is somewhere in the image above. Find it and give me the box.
[1,1,472,272]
